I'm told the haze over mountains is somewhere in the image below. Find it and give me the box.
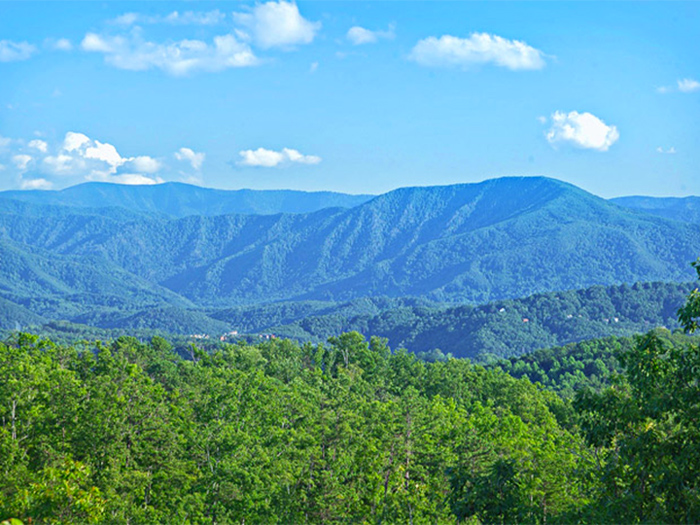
[1,176,699,347]
[611,195,700,224]
[0,182,374,218]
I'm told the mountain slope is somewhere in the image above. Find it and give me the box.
[611,195,700,224]
[269,281,693,361]
[1,176,699,308]
[0,182,374,218]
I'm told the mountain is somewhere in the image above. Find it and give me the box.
[1,176,700,312]
[611,195,700,224]
[0,182,374,218]
[268,281,693,361]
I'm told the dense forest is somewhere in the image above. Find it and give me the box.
[269,281,693,360]
[2,263,700,523]
[3,281,693,364]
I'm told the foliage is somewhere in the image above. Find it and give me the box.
[0,332,593,524]
[272,281,693,361]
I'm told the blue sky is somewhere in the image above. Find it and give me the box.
[0,1,698,197]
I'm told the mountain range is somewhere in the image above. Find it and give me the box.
[611,195,700,224]
[1,176,699,342]
[0,182,374,218]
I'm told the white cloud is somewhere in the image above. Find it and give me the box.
[545,111,619,152]
[12,154,32,171]
[657,78,700,94]
[84,141,125,170]
[347,24,395,45]
[63,132,91,152]
[678,78,700,93]
[96,173,164,185]
[0,131,174,188]
[174,147,205,170]
[42,154,79,175]
[128,156,162,173]
[28,139,48,153]
[21,178,53,190]
[113,13,140,26]
[657,146,677,154]
[42,133,127,177]
[238,147,321,167]
[409,32,546,71]
[164,10,226,26]
[233,1,321,49]
[309,61,318,73]
[52,38,73,51]
[113,10,225,26]
[81,32,258,75]
[0,40,36,62]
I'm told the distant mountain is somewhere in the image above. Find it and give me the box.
[1,176,700,312]
[268,281,693,361]
[612,195,700,224]
[0,182,374,218]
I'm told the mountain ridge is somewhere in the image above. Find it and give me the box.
[1,176,699,311]
[0,181,375,218]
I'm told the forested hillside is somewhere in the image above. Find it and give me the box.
[2,259,700,524]
[2,325,699,523]
[1,177,700,312]
[270,281,693,360]
[3,281,693,363]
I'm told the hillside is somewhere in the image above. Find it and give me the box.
[269,281,693,361]
[0,181,374,218]
[3,281,693,364]
[612,195,700,224]
[1,177,699,311]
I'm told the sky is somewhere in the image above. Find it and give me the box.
[0,1,698,198]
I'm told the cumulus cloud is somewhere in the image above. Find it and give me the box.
[545,111,619,151]
[238,147,321,167]
[0,131,182,189]
[81,32,258,75]
[347,24,395,45]
[174,147,205,170]
[28,139,48,153]
[233,1,321,49]
[409,32,546,71]
[113,10,225,26]
[0,40,37,62]
[21,178,53,190]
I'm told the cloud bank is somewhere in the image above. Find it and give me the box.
[0,131,206,189]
